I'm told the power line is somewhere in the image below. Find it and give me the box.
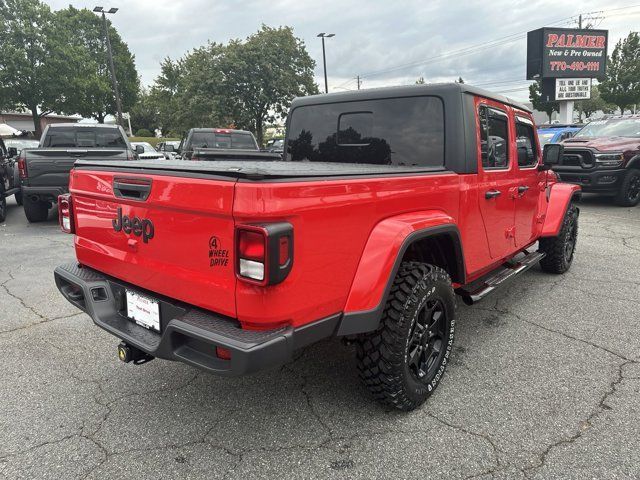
[355,4,640,81]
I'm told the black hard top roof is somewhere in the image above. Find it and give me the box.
[48,123,120,128]
[291,82,532,113]
[189,128,253,134]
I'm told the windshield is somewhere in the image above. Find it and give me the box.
[537,133,555,146]
[190,132,257,150]
[575,118,640,138]
[43,127,127,148]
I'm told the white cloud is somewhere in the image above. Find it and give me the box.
[45,0,640,101]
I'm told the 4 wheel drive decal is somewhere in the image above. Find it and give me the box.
[209,235,229,267]
[112,207,154,243]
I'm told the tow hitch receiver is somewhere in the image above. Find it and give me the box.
[117,342,154,365]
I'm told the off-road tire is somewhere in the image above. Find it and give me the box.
[356,262,456,411]
[538,203,578,274]
[14,191,23,206]
[23,196,49,223]
[614,168,640,207]
[0,185,6,223]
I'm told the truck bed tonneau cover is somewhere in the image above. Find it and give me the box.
[73,159,447,180]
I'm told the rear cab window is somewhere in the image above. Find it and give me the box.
[43,127,126,148]
[190,132,258,150]
[285,96,445,168]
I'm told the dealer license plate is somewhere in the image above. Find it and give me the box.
[126,290,160,332]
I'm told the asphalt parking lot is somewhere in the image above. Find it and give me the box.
[0,195,639,480]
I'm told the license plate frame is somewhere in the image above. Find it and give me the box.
[125,290,161,332]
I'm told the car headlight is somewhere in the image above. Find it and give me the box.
[594,153,624,167]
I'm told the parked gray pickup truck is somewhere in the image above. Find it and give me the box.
[18,123,139,222]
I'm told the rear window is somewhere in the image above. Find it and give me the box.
[190,132,257,150]
[285,96,445,167]
[43,127,126,148]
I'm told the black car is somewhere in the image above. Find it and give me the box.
[0,138,22,221]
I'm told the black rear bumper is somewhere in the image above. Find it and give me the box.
[553,168,626,193]
[54,263,340,376]
[22,185,67,201]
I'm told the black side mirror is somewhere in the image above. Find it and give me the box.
[164,144,174,152]
[543,143,563,166]
[8,147,18,158]
[135,145,145,154]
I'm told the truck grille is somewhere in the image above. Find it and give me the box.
[561,150,594,168]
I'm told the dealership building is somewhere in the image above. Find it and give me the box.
[0,111,80,135]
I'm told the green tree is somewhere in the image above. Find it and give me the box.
[0,0,79,136]
[456,76,465,84]
[151,46,228,136]
[600,32,640,114]
[217,26,319,144]
[529,79,559,122]
[130,88,158,133]
[415,76,426,84]
[54,6,139,123]
[575,84,616,121]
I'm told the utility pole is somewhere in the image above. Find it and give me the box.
[94,7,123,128]
[317,33,335,93]
[579,14,582,29]
[357,75,361,90]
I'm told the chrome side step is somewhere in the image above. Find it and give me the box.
[455,251,545,305]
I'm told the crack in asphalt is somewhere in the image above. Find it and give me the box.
[427,412,503,479]
[522,359,635,479]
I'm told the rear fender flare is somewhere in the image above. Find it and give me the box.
[337,211,464,336]
[540,182,581,237]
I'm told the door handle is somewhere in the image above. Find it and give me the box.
[485,190,501,199]
[518,185,530,194]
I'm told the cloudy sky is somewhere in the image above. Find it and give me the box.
[47,0,640,102]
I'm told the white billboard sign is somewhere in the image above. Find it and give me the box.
[555,78,591,101]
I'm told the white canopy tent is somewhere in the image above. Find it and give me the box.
[0,123,23,137]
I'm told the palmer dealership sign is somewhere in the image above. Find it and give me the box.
[527,28,608,79]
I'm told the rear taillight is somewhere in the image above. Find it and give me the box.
[58,194,74,234]
[18,154,27,179]
[236,223,293,285]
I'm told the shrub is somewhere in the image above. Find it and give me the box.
[135,128,153,137]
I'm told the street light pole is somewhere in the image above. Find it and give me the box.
[94,7,123,128]
[317,33,335,94]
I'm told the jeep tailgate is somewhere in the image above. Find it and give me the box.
[69,168,237,317]
[25,148,128,187]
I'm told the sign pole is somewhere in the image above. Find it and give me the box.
[559,100,574,124]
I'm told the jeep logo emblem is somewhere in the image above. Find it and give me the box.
[112,207,154,243]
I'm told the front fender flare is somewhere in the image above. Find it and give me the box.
[540,182,581,237]
[337,211,463,336]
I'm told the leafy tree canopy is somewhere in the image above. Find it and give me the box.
[600,32,640,114]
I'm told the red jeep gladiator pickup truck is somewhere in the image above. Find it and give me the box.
[54,84,580,410]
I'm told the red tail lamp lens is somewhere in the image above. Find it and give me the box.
[238,230,265,261]
[58,194,74,234]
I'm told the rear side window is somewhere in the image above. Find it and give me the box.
[515,118,538,168]
[43,127,126,148]
[479,106,509,169]
[286,96,445,167]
